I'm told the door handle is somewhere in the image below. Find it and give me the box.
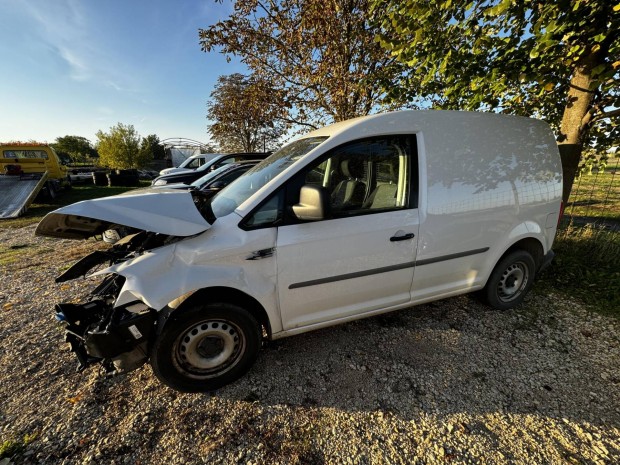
[246,247,275,260]
[390,232,415,242]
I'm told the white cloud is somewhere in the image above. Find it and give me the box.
[21,0,136,92]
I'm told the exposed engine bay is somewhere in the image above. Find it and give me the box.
[54,231,181,375]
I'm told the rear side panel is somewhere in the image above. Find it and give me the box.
[412,112,562,301]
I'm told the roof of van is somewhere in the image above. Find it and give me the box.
[303,110,549,141]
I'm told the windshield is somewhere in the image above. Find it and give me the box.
[190,164,233,187]
[178,156,200,169]
[210,137,328,219]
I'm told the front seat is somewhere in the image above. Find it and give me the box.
[363,157,399,209]
[331,159,367,209]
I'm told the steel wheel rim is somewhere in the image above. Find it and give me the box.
[497,261,529,303]
[173,319,245,379]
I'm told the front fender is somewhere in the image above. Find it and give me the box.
[91,218,281,333]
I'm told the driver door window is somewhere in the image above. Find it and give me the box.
[301,135,414,218]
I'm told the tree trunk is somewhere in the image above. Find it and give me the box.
[557,51,601,205]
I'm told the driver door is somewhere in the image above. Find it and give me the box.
[275,135,419,330]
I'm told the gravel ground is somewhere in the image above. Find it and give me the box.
[1,224,619,464]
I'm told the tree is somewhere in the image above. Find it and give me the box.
[140,134,166,161]
[96,123,148,169]
[373,0,619,203]
[207,74,287,152]
[199,0,404,128]
[51,135,98,164]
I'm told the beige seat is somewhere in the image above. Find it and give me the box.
[331,159,366,209]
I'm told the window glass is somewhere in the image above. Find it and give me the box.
[188,158,203,168]
[211,136,328,219]
[242,135,416,229]
[190,164,232,187]
[243,191,283,228]
[297,135,413,217]
[3,149,48,159]
[213,166,250,187]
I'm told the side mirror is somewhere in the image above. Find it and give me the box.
[292,185,330,221]
[210,180,226,189]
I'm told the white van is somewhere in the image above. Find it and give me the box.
[36,111,563,392]
[159,153,222,176]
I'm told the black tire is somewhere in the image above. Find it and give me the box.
[45,181,57,199]
[483,250,536,310]
[150,303,261,392]
[93,171,108,186]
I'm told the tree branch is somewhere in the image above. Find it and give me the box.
[591,107,620,123]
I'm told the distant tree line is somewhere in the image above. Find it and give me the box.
[51,127,166,170]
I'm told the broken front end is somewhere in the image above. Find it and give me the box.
[53,232,179,376]
[34,190,214,376]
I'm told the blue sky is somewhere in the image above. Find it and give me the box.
[0,0,246,145]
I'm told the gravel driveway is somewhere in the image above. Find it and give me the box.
[1,225,619,464]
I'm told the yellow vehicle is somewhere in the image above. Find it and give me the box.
[0,143,71,218]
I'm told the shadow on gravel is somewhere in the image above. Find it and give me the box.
[213,294,620,428]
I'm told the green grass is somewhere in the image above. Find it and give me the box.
[565,157,620,223]
[539,223,620,318]
[0,433,37,459]
[1,182,150,229]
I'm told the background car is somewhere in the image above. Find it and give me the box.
[158,153,223,176]
[152,152,269,186]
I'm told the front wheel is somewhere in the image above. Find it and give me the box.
[483,250,536,310]
[150,303,261,392]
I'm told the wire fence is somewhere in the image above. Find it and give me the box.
[563,157,620,232]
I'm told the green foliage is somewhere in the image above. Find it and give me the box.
[51,135,98,164]
[540,224,620,317]
[0,433,37,459]
[199,0,404,127]
[207,74,287,152]
[96,123,149,169]
[140,134,166,161]
[576,151,608,178]
[372,0,619,200]
[566,156,620,221]
[373,0,618,123]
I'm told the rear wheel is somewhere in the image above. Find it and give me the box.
[150,303,261,392]
[483,250,536,310]
[45,181,57,199]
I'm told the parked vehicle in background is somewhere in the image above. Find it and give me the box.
[188,160,258,193]
[36,110,562,392]
[158,153,223,176]
[0,143,71,218]
[152,152,270,186]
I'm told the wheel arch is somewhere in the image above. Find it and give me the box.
[481,236,545,290]
[501,237,545,270]
[169,286,273,340]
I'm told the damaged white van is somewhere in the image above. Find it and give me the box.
[36,111,563,392]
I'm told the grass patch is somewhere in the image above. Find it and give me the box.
[565,157,620,223]
[0,433,37,459]
[0,244,31,266]
[539,223,620,318]
[0,182,150,229]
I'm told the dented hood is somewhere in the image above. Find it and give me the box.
[35,190,211,239]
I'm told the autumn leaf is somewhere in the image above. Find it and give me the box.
[67,394,83,404]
